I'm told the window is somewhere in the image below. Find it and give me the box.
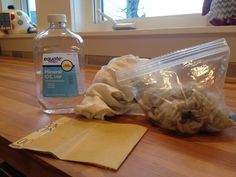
[16,0,36,24]
[26,0,36,24]
[92,0,207,31]
[101,0,204,20]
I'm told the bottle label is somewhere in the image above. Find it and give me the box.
[42,53,79,97]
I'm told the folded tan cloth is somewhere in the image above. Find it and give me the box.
[75,55,147,120]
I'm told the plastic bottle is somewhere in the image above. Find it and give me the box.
[33,14,85,114]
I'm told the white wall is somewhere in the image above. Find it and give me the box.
[82,32,236,62]
[35,0,73,32]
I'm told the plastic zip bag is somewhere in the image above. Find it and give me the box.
[116,39,236,135]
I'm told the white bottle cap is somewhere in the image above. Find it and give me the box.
[48,14,67,23]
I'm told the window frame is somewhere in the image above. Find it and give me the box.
[18,0,29,14]
[92,0,208,31]
[18,0,36,24]
[93,0,103,24]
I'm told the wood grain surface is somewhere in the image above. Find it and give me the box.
[0,56,236,177]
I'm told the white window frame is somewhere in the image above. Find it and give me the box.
[18,0,37,24]
[18,0,29,14]
[91,0,208,31]
[0,0,30,15]
[93,0,103,24]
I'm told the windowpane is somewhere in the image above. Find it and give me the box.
[27,0,37,24]
[102,0,204,20]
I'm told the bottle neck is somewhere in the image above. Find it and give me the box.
[49,22,66,29]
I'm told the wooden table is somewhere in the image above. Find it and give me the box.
[0,56,236,177]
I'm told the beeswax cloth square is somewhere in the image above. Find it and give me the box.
[10,117,147,170]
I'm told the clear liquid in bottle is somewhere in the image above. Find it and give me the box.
[33,14,85,114]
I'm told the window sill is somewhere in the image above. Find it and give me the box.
[0,26,235,39]
[0,33,36,39]
[79,26,236,37]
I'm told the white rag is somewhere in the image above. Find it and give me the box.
[75,55,147,120]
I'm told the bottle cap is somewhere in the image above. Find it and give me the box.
[48,14,67,23]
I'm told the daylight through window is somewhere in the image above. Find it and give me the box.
[26,0,36,24]
[101,0,204,20]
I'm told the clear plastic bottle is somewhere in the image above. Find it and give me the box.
[33,14,85,114]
